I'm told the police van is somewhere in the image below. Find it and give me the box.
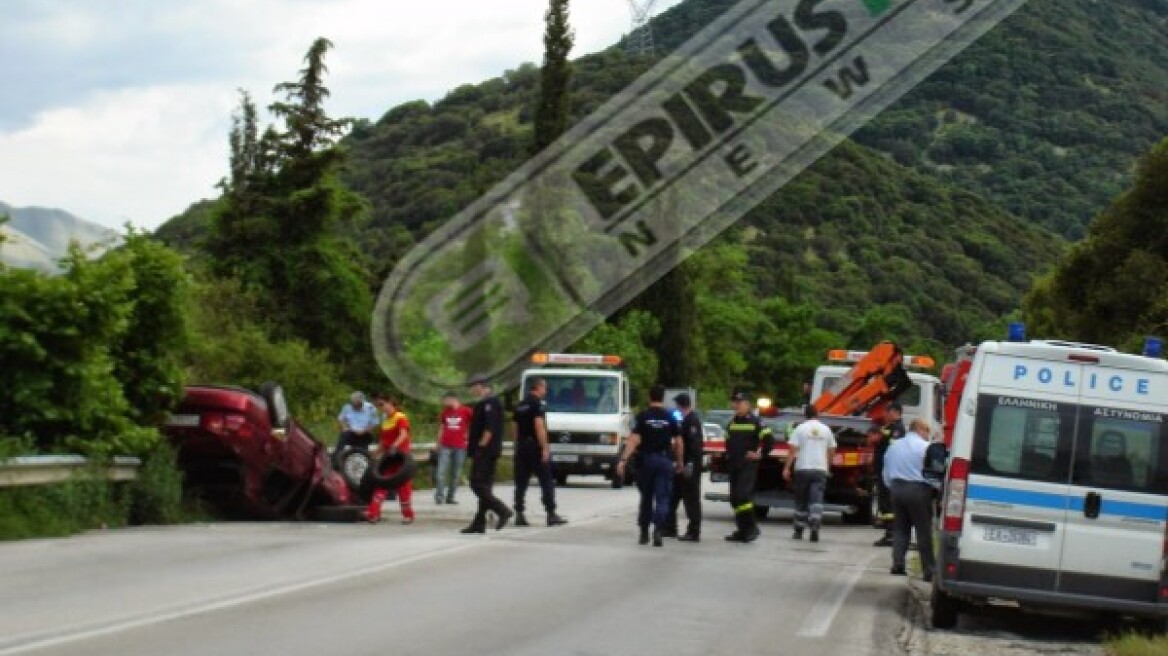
[933,337,1168,628]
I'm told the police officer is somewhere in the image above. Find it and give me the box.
[616,385,683,548]
[872,402,906,547]
[724,391,775,543]
[662,392,703,542]
[461,374,513,534]
[513,377,568,527]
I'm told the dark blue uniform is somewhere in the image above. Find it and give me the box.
[513,392,557,515]
[632,407,680,531]
[665,410,704,538]
[725,414,774,541]
[467,394,509,529]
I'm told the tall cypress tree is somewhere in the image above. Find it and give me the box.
[532,0,574,154]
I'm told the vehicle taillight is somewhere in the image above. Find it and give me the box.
[201,413,253,439]
[943,457,970,534]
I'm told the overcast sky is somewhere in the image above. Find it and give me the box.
[0,0,684,230]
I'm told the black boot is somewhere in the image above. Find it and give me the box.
[495,507,514,531]
[547,513,567,526]
[793,527,804,540]
[810,528,820,543]
[660,526,679,539]
[639,527,650,545]
[652,527,663,547]
[514,511,530,527]
[678,533,700,543]
[461,514,486,534]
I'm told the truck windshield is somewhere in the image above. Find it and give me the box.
[526,375,621,414]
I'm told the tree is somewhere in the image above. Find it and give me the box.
[1024,137,1168,350]
[204,38,375,382]
[532,0,574,153]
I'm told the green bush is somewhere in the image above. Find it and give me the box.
[127,444,194,525]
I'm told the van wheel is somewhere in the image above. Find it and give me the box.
[930,582,961,629]
[753,505,770,520]
[555,472,569,487]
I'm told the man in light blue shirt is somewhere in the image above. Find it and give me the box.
[882,418,936,581]
[336,392,380,455]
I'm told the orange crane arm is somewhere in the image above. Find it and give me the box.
[813,341,913,420]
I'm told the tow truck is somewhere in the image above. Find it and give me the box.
[518,353,633,488]
[705,342,942,523]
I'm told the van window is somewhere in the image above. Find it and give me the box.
[971,395,1075,483]
[1073,407,1168,494]
[898,384,922,409]
[525,375,621,413]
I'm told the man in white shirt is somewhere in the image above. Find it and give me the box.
[335,391,379,456]
[783,405,836,543]
[882,418,937,581]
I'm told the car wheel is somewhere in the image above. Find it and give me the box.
[930,581,961,629]
[753,505,770,520]
[335,447,372,491]
[307,505,366,523]
[370,452,418,490]
[258,381,289,428]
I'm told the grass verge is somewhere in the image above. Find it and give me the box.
[1105,633,1168,656]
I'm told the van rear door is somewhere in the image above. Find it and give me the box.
[1058,368,1168,604]
[960,355,1080,593]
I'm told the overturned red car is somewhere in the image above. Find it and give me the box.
[162,383,415,522]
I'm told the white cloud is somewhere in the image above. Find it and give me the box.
[0,0,683,229]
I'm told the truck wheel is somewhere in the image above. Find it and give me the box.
[371,452,418,490]
[753,505,770,519]
[930,582,961,629]
[334,447,372,491]
[842,498,874,525]
[556,471,569,487]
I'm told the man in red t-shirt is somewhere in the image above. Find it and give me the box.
[434,392,473,504]
[365,396,415,524]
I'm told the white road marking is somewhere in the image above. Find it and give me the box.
[0,514,613,655]
[795,553,877,638]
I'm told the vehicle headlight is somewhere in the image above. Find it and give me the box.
[599,433,619,445]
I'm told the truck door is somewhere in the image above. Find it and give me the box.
[1058,371,1168,603]
[960,358,1079,592]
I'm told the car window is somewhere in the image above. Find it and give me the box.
[1073,407,1168,494]
[525,375,620,413]
[971,394,1075,484]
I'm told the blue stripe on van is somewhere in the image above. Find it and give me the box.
[967,484,1167,522]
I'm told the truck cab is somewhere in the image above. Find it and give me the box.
[519,353,632,487]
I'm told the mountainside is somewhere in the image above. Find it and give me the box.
[0,202,120,271]
[155,0,1168,353]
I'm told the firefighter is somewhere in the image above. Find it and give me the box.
[512,377,568,527]
[662,392,703,542]
[872,401,906,547]
[724,391,775,543]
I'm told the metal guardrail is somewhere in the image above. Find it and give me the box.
[0,455,142,488]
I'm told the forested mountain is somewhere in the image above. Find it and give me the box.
[154,0,1167,395]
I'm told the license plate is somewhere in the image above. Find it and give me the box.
[711,473,729,483]
[165,414,200,427]
[983,526,1038,546]
[552,454,579,463]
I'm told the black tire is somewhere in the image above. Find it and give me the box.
[555,471,569,487]
[334,447,372,491]
[842,497,874,525]
[307,505,366,523]
[258,381,289,429]
[371,451,418,490]
[753,505,771,519]
[930,582,961,629]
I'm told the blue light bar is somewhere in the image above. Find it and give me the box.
[1145,337,1163,359]
[1007,322,1027,343]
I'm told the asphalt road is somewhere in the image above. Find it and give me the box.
[1,479,911,656]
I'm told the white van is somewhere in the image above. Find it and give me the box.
[933,339,1168,628]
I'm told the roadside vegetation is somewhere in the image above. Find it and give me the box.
[1105,633,1168,656]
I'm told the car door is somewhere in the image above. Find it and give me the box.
[959,356,1079,592]
[1058,371,1168,603]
